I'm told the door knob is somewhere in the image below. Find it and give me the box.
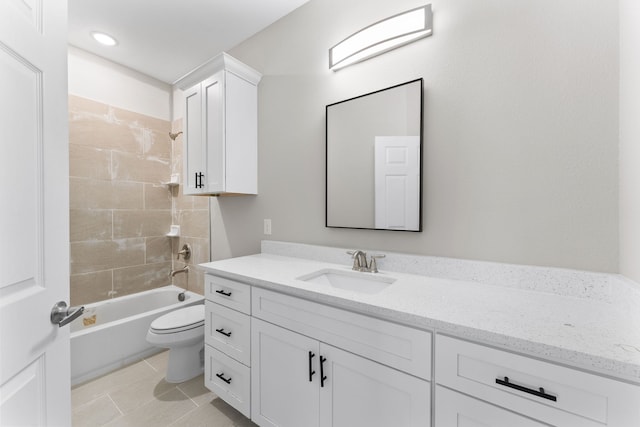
[50,301,85,328]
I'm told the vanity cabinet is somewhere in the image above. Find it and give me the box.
[204,274,252,417]
[183,53,260,196]
[250,288,431,427]
[435,335,640,427]
[202,264,640,427]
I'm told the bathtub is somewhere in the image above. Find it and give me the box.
[70,285,204,386]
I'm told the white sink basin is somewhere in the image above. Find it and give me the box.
[297,269,396,294]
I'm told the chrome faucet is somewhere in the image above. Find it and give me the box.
[169,265,189,277]
[346,250,385,273]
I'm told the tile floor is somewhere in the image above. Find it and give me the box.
[71,351,257,427]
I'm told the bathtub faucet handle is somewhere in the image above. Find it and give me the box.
[176,243,191,260]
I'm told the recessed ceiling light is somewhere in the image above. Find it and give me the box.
[91,31,118,47]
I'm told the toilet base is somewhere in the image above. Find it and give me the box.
[165,341,204,383]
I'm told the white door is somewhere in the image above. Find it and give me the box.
[251,318,320,427]
[374,136,420,230]
[319,344,430,427]
[0,1,71,425]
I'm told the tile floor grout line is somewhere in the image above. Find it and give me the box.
[175,384,200,407]
[106,393,125,417]
[143,357,159,372]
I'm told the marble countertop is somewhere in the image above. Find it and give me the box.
[200,253,640,384]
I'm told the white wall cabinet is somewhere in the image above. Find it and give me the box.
[251,317,430,427]
[183,53,261,196]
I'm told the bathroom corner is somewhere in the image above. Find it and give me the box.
[169,118,211,296]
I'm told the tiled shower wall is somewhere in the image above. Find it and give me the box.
[69,96,210,305]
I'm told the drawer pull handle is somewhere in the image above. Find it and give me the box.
[215,328,232,337]
[308,351,316,382]
[496,377,557,402]
[320,355,327,387]
[215,289,232,297]
[216,372,232,384]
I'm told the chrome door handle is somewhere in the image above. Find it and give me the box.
[50,301,85,328]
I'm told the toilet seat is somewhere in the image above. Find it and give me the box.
[150,304,204,334]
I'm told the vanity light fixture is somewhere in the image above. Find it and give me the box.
[91,31,118,47]
[329,4,433,71]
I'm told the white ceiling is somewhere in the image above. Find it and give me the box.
[68,0,309,84]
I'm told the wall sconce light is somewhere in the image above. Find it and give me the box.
[329,4,433,71]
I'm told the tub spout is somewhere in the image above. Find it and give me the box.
[169,266,189,277]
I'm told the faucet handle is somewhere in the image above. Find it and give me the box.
[369,254,386,273]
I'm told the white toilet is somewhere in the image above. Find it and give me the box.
[146,304,205,383]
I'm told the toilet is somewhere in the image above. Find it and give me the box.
[146,304,205,383]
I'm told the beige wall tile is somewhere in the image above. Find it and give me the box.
[115,105,171,133]
[71,238,145,275]
[113,210,171,239]
[112,151,170,183]
[111,181,145,209]
[113,262,171,297]
[69,144,111,180]
[146,237,172,263]
[70,270,113,306]
[70,209,112,242]
[69,111,142,153]
[177,209,210,238]
[144,184,172,210]
[143,129,172,159]
[70,178,143,210]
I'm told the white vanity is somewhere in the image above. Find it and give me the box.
[200,242,640,427]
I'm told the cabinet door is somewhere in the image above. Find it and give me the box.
[436,386,548,427]
[319,344,430,427]
[183,82,204,195]
[202,72,225,193]
[251,318,320,427]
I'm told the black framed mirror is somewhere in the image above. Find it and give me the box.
[326,79,423,231]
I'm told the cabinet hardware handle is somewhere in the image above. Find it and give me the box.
[216,328,232,337]
[495,377,557,402]
[195,172,204,188]
[320,355,327,387]
[216,372,232,384]
[215,289,232,297]
[308,351,316,382]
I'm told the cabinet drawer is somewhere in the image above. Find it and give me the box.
[436,335,640,427]
[252,287,431,380]
[435,386,548,427]
[205,301,251,366]
[205,274,251,314]
[205,345,250,418]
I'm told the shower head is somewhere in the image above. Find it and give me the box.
[169,131,183,140]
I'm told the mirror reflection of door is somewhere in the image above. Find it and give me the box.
[325,79,423,231]
[374,136,420,230]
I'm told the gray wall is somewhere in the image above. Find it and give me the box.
[620,0,640,283]
[207,0,619,272]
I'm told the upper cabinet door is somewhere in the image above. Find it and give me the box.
[203,72,225,193]
[184,82,204,194]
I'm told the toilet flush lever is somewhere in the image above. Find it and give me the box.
[50,301,85,328]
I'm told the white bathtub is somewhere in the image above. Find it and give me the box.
[70,285,204,386]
